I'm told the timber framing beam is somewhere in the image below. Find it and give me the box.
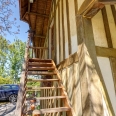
[22,12,49,19]
[77,0,116,18]
[27,12,49,18]
[34,35,46,39]
[96,46,116,58]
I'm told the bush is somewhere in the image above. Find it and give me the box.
[0,76,12,84]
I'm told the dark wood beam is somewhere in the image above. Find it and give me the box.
[96,46,116,58]
[34,35,46,38]
[21,5,28,9]
[77,0,116,18]
[98,0,116,4]
[77,1,104,18]
[66,0,72,55]
[27,12,49,18]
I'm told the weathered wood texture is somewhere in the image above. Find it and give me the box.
[96,46,116,57]
[101,6,116,94]
[57,52,78,70]
[16,36,31,116]
[19,0,52,48]
[77,0,116,18]
[76,16,114,116]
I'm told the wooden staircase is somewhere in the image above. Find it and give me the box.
[16,58,73,116]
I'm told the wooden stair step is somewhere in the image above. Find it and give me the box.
[26,87,62,91]
[28,62,53,67]
[26,96,66,100]
[29,58,52,63]
[32,107,70,114]
[27,79,59,82]
[28,67,55,71]
[27,71,57,75]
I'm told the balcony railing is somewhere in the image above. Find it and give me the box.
[29,46,48,59]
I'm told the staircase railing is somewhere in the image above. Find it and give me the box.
[15,33,48,116]
[15,35,31,116]
[29,46,48,59]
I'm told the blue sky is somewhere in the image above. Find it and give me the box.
[4,1,29,43]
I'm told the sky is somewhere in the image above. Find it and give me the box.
[4,1,29,43]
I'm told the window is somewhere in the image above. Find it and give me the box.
[2,85,11,90]
[11,85,19,89]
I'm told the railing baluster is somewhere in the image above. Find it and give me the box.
[28,46,48,59]
[40,48,41,59]
[32,48,33,58]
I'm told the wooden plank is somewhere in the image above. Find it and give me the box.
[26,87,62,90]
[34,35,46,38]
[77,0,116,18]
[27,79,59,82]
[77,0,104,18]
[66,0,72,55]
[29,46,48,49]
[27,12,49,17]
[58,0,61,62]
[111,5,116,27]
[61,0,65,59]
[27,96,66,100]
[29,58,52,62]
[96,46,116,57]
[101,7,113,48]
[57,51,78,70]
[54,0,57,63]
[28,67,55,71]
[28,62,53,67]
[27,71,57,75]
[98,0,116,4]
[32,107,70,115]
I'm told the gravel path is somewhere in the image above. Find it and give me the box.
[0,102,16,116]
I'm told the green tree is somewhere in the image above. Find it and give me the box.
[0,76,12,84]
[0,37,25,83]
[8,39,25,83]
[0,36,9,77]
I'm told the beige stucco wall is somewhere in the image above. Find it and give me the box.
[56,7,59,64]
[77,0,85,10]
[92,5,116,115]
[60,62,82,116]
[68,0,78,54]
[63,0,69,59]
[59,0,63,61]
[97,57,116,115]
[106,5,116,49]
[92,11,108,47]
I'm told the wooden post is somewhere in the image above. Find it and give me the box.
[66,0,72,55]
[76,16,104,116]
[102,6,116,94]
[61,0,65,60]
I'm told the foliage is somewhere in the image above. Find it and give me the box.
[0,76,12,84]
[0,36,9,77]
[0,0,20,35]
[0,37,25,83]
[27,81,40,86]
[7,39,26,82]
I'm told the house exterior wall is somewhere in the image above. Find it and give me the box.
[46,0,116,115]
[92,5,116,114]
